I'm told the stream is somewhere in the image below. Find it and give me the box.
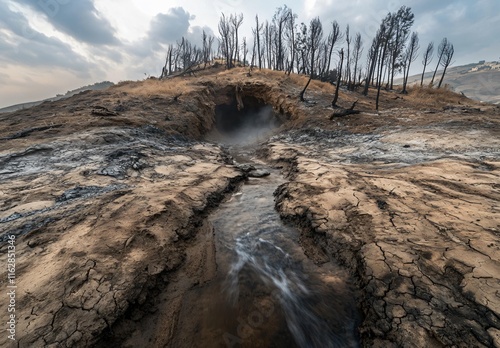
[169,145,360,348]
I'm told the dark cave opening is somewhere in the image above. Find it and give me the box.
[213,95,280,143]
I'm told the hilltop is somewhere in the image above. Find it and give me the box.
[0,67,499,347]
[0,81,114,114]
[402,60,500,104]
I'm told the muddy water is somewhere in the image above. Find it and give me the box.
[170,149,360,347]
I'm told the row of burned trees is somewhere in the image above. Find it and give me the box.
[160,5,455,110]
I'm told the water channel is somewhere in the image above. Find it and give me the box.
[169,147,360,347]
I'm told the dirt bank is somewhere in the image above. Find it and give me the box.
[1,67,499,347]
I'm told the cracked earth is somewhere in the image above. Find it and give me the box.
[267,114,500,347]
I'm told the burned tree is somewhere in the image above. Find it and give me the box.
[218,14,233,69]
[202,31,214,68]
[363,33,382,95]
[254,15,263,69]
[375,13,396,110]
[285,9,297,75]
[160,44,174,78]
[350,32,363,90]
[344,25,352,88]
[388,6,414,90]
[421,42,434,86]
[264,21,273,69]
[295,23,309,75]
[230,13,244,64]
[321,21,342,80]
[437,43,454,88]
[272,6,293,71]
[299,17,323,102]
[242,37,248,66]
[401,32,419,93]
[430,37,449,85]
[332,49,344,107]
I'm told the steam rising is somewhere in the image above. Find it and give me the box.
[214,103,279,145]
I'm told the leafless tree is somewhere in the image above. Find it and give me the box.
[219,14,233,69]
[322,21,342,79]
[363,32,382,95]
[160,44,174,78]
[300,17,323,101]
[431,37,449,85]
[264,21,273,69]
[376,13,396,110]
[387,6,414,89]
[350,32,363,89]
[230,13,244,65]
[437,43,454,88]
[344,25,352,88]
[332,49,344,107]
[285,9,297,75]
[402,32,419,93]
[420,42,434,86]
[242,37,248,66]
[295,23,309,74]
[272,6,293,71]
[253,15,263,69]
[202,31,214,68]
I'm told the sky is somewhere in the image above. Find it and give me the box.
[0,0,499,108]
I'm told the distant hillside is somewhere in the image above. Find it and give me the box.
[0,81,114,113]
[402,61,500,104]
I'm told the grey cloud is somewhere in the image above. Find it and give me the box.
[127,7,210,58]
[148,7,194,44]
[0,2,94,76]
[13,0,119,45]
[308,0,500,67]
[88,45,124,64]
[186,25,215,47]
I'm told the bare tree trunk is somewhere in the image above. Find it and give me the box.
[255,15,262,69]
[363,42,379,96]
[345,25,351,89]
[300,17,323,101]
[299,77,312,102]
[431,38,448,85]
[402,32,419,93]
[332,49,344,107]
[376,26,392,111]
[242,37,247,67]
[438,44,454,88]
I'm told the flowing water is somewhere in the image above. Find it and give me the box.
[169,146,360,347]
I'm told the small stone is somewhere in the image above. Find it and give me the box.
[236,163,255,172]
[248,169,271,178]
[392,305,406,318]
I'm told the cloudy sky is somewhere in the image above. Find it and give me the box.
[0,0,499,108]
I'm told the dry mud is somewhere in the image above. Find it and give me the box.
[0,127,244,347]
[267,117,500,347]
[0,68,499,347]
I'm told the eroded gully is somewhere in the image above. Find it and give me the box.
[168,145,361,348]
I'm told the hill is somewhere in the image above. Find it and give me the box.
[402,60,500,104]
[0,67,499,347]
[0,81,114,113]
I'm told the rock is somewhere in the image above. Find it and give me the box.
[236,163,256,172]
[91,105,118,116]
[248,169,271,178]
[488,328,500,348]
